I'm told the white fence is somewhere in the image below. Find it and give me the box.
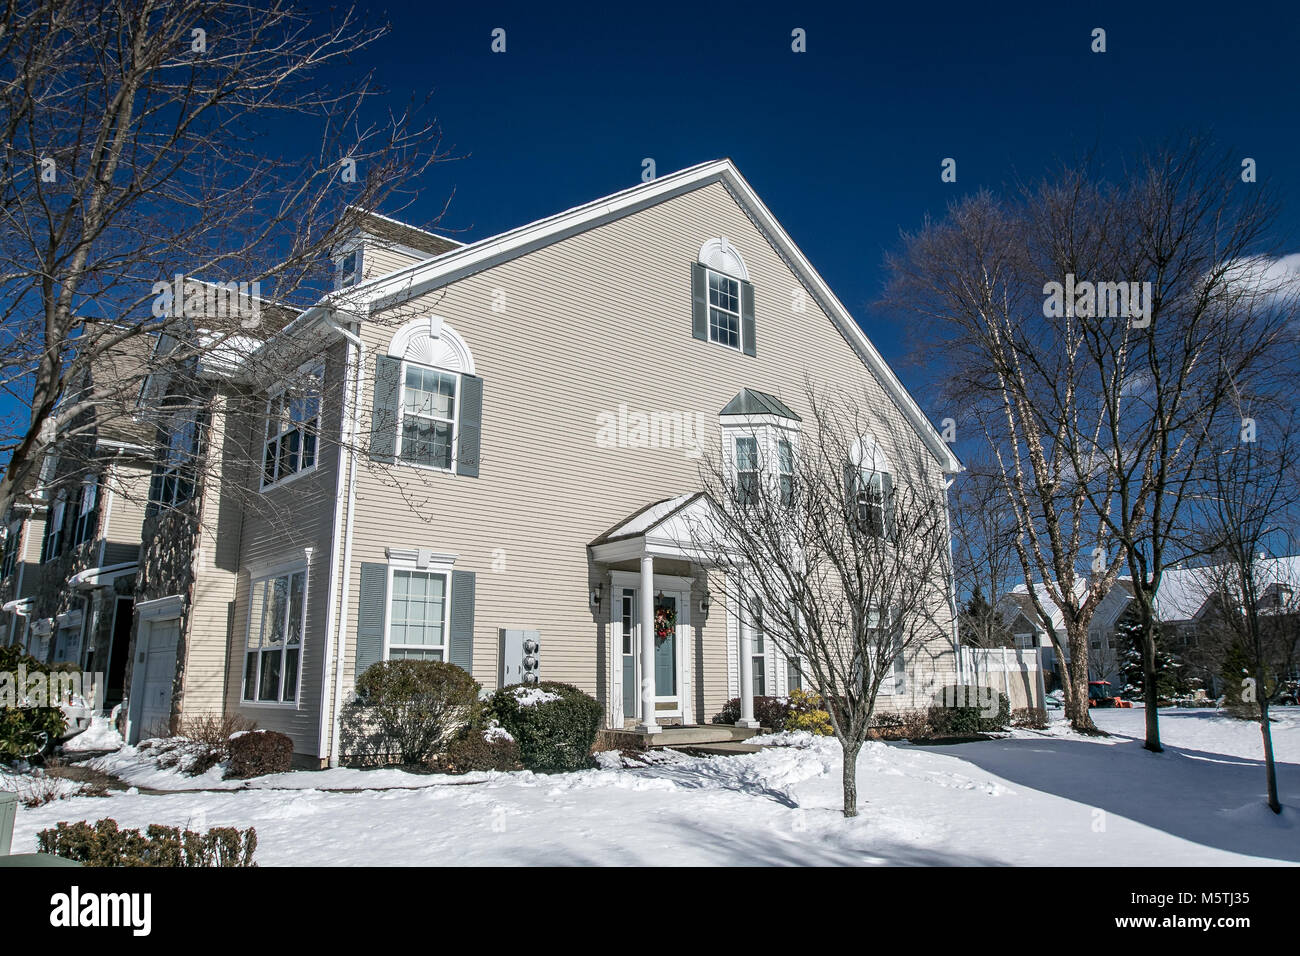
[958,646,1046,712]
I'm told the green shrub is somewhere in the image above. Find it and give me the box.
[486,682,602,772]
[37,818,257,867]
[225,730,293,778]
[0,646,68,760]
[927,684,1011,735]
[433,723,522,774]
[340,660,480,765]
[784,689,833,735]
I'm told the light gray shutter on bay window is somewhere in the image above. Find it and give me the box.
[741,280,756,356]
[691,262,708,341]
[370,354,402,462]
[355,562,388,679]
[456,375,483,478]
[448,570,475,673]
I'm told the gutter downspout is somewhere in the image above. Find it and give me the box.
[942,474,964,686]
[321,315,365,768]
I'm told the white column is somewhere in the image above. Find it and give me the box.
[737,577,759,728]
[636,553,661,734]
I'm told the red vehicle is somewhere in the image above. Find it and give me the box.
[1087,680,1133,708]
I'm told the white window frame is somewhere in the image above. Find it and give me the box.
[0,521,18,580]
[261,363,324,491]
[241,565,307,706]
[154,405,200,509]
[722,423,801,508]
[395,360,460,473]
[336,246,363,289]
[72,475,98,547]
[382,561,454,662]
[43,492,66,562]
[705,268,743,352]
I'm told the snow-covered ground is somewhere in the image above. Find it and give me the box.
[7,707,1297,865]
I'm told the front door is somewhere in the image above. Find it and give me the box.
[612,585,689,724]
[654,593,677,698]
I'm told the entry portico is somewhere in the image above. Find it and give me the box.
[588,492,760,734]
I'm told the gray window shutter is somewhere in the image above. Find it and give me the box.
[355,562,387,680]
[457,375,483,478]
[370,355,401,461]
[691,262,708,341]
[449,569,475,673]
[741,280,756,356]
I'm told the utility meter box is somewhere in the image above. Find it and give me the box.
[499,629,541,686]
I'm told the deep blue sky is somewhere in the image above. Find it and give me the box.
[321,0,1300,411]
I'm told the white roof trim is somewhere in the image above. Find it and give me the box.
[340,159,959,473]
[69,561,139,590]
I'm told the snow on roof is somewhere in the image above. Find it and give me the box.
[1155,556,1300,622]
[592,493,697,543]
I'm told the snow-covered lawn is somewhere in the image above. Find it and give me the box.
[7,707,1298,865]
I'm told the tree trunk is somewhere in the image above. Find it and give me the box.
[1134,589,1163,752]
[1064,626,1098,733]
[840,739,861,817]
[1259,700,1281,814]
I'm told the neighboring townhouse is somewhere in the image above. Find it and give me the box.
[6,329,155,710]
[996,578,1134,689]
[0,488,47,649]
[122,161,963,765]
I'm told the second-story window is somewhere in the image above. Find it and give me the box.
[1,522,19,579]
[263,366,322,489]
[152,405,201,510]
[72,476,98,547]
[398,363,457,470]
[42,492,66,562]
[734,435,759,505]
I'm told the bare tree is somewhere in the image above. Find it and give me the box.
[885,184,1128,732]
[1052,143,1299,753]
[0,0,450,519]
[1189,428,1300,813]
[949,456,1018,647]
[691,385,953,817]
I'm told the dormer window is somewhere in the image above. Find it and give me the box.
[337,248,362,289]
[692,238,756,356]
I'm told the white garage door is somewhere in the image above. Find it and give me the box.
[133,620,179,742]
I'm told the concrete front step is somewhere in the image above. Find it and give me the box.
[644,725,762,747]
[673,742,765,756]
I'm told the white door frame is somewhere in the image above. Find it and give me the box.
[608,571,693,726]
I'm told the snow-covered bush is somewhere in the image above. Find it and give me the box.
[485,681,601,772]
[433,721,522,774]
[340,659,481,765]
[225,729,294,778]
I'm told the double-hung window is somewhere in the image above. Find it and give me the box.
[43,493,66,562]
[734,436,759,505]
[853,469,887,537]
[153,406,200,509]
[752,605,767,697]
[263,367,322,488]
[243,568,306,703]
[707,270,742,349]
[778,438,794,505]
[337,249,361,289]
[398,364,457,470]
[72,476,98,547]
[388,569,449,661]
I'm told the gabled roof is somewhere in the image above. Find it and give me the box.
[720,388,801,420]
[1156,556,1300,622]
[331,159,960,474]
[350,208,464,258]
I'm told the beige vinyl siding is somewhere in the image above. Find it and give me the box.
[361,242,428,284]
[333,180,957,727]
[224,345,345,756]
[100,460,149,559]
